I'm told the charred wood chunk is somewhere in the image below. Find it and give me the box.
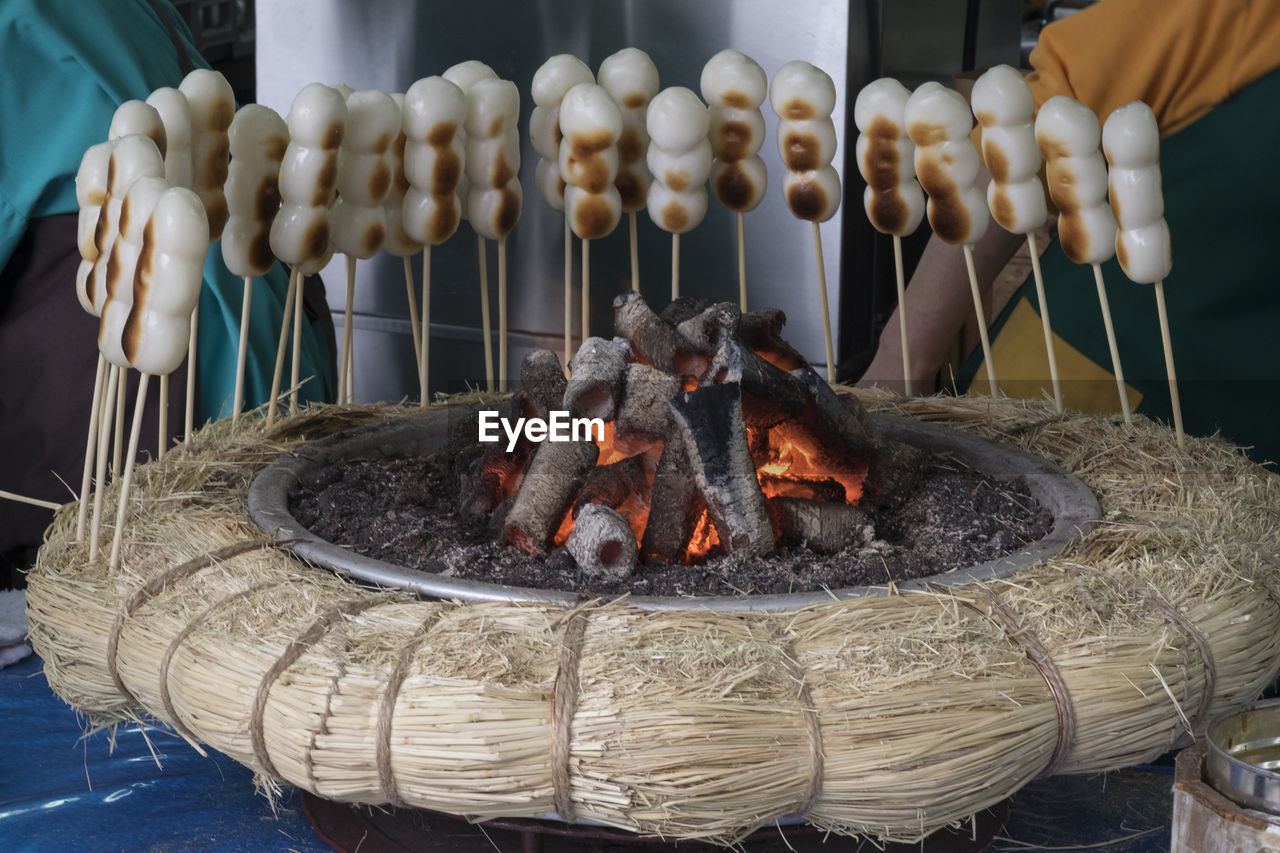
[573,455,648,517]
[502,438,599,553]
[860,438,928,508]
[567,503,639,581]
[640,437,702,563]
[659,296,713,326]
[676,301,741,352]
[615,363,681,443]
[668,383,775,558]
[458,390,536,523]
[703,338,809,430]
[758,473,846,503]
[613,291,707,377]
[767,497,873,555]
[739,308,807,371]
[520,349,567,419]
[790,365,878,458]
[564,336,631,421]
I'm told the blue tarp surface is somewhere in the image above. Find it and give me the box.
[0,655,330,852]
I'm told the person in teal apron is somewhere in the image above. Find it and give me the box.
[0,0,335,578]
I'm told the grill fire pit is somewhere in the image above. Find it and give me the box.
[248,404,1099,611]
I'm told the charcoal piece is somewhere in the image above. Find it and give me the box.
[738,308,807,371]
[667,383,775,558]
[659,296,713,326]
[613,291,707,377]
[758,474,846,503]
[573,455,648,517]
[676,302,741,352]
[564,336,631,421]
[615,363,681,442]
[502,438,599,554]
[790,366,878,459]
[640,437,701,563]
[861,438,929,507]
[567,503,639,581]
[767,497,873,555]
[520,349,567,419]
[702,338,809,429]
[458,390,535,523]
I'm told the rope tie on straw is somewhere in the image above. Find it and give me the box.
[249,596,385,780]
[965,586,1077,778]
[375,609,444,809]
[550,605,592,822]
[107,539,292,705]
[1070,564,1218,734]
[159,578,291,745]
[770,625,824,817]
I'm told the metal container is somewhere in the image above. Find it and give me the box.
[1206,698,1280,815]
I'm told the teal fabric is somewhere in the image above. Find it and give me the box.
[958,66,1280,466]
[0,0,333,418]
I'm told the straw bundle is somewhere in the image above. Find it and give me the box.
[26,392,1280,845]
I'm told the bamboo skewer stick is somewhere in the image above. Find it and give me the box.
[629,211,640,293]
[1153,280,1184,448]
[962,244,998,396]
[581,239,591,343]
[671,232,680,300]
[736,212,747,311]
[112,368,126,478]
[420,246,431,406]
[403,256,422,387]
[811,222,835,383]
[289,263,305,415]
[109,373,150,571]
[184,301,197,441]
[563,220,572,368]
[477,235,494,392]
[89,364,121,562]
[232,275,253,425]
[498,234,509,391]
[892,235,913,396]
[0,490,61,511]
[1026,232,1063,413]
[338,256,356,405]
[1091,264,1131,424]
[157,376,169,460]
[266,266,298,428]
[76,355,107,541]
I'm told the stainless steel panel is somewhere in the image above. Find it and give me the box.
[257,0,859,399]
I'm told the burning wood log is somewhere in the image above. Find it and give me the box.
[567,503,639,581]
[668,383,775,558]
[676,301,740,352]
[520,349,567,419]
[739,308,807,371]
[659,296,712,326]
[702,337,808,429]
[502,436,599,553]
[758,474,846,503]
[615,363,681,443]
[612,291,707,376]
[573,455,648,517]
[768,496,873,554]
[640,436,703,563]
[459,390,536,524]
[791,365,877,459]
[564,336,631,421]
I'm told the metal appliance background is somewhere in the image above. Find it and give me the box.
[256,0,1019,401]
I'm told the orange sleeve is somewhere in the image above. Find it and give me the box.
[1025,0,1280,136]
